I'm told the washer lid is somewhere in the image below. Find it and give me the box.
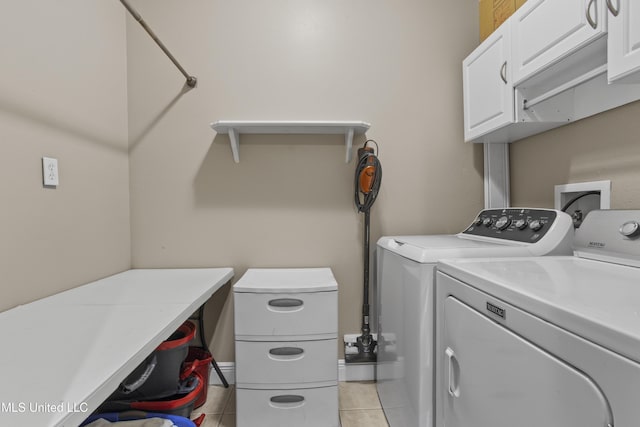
[378,235,526,263]
[393,235,493,248]
[234,268,338,293]
[437,256,640,364]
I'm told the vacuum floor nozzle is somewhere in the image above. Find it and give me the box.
[344,333,377,364]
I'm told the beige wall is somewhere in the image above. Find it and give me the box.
[127,0,484,361]
[127,0,482,361]
[0,1,131,311]
[3,0,638,369]
[511,101,640,209]
[0,0,482,363]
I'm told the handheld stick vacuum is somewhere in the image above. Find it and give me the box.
[346,140,382,363]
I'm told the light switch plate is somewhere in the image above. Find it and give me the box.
[42,157,59,187]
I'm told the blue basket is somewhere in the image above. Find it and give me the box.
[80,410,196,426]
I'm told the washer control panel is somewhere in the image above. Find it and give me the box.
[462,208,558,243]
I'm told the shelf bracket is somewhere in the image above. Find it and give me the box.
[228,128,240,163]
[345,128,355,163]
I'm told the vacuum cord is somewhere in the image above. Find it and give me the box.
[354,144,382,213]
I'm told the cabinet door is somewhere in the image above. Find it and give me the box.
[442,296,612,427]
[511,0,606,85]
[463,21,513,142]
[608,0,640,83]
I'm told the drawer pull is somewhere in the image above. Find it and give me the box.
[269,347,305,361]
[268,298,303,307]
[270,394,306,409]
[269,347,304,356]
[267,298,304,311]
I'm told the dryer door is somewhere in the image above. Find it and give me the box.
[442,296,612,427]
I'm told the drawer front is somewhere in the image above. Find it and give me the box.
[234,291,337,339]
[236,386,339,427]
[236,339,337,388]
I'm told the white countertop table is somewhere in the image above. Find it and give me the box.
[0,268,234,426]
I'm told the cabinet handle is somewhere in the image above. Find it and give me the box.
[500,61,508,84]
[586,0,598,29]
[606,0,620,16]
[446,347,460,398]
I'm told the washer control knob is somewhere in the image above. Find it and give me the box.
[514,219,528,230]
[495,216,511,231]
[620,221,640,238]
[529,220,543,232]
[482,217,493,227]
[474,217,483,226]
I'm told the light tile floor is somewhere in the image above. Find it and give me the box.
[192,381,389,427]
[338,381,389,427]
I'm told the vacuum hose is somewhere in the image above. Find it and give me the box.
[351,140,382,361]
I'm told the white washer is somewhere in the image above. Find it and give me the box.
[435,209,640,427]
[376,208,574,427]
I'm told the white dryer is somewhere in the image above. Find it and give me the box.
[435,209,640,427]
[376,208,574,427]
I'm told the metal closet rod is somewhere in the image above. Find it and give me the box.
[119,0,197,88]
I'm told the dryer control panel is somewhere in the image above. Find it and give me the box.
[462,208,559,243]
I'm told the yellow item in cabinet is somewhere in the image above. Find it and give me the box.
[479,0,526,42]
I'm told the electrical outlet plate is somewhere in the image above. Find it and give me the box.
[554,180,610,225]
[42,157,59,187]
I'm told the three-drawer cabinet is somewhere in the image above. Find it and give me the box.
[233,268,339,427]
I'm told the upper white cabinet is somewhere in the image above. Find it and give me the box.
[463,0,640,144]
[511,0,606,85]
[607,0,640,83]
[463,21,514,142]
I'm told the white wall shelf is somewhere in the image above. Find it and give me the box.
[210,120,371,163]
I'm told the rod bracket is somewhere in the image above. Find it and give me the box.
[186,76,198,88]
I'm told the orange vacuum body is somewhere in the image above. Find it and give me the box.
[358,146,377,194]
